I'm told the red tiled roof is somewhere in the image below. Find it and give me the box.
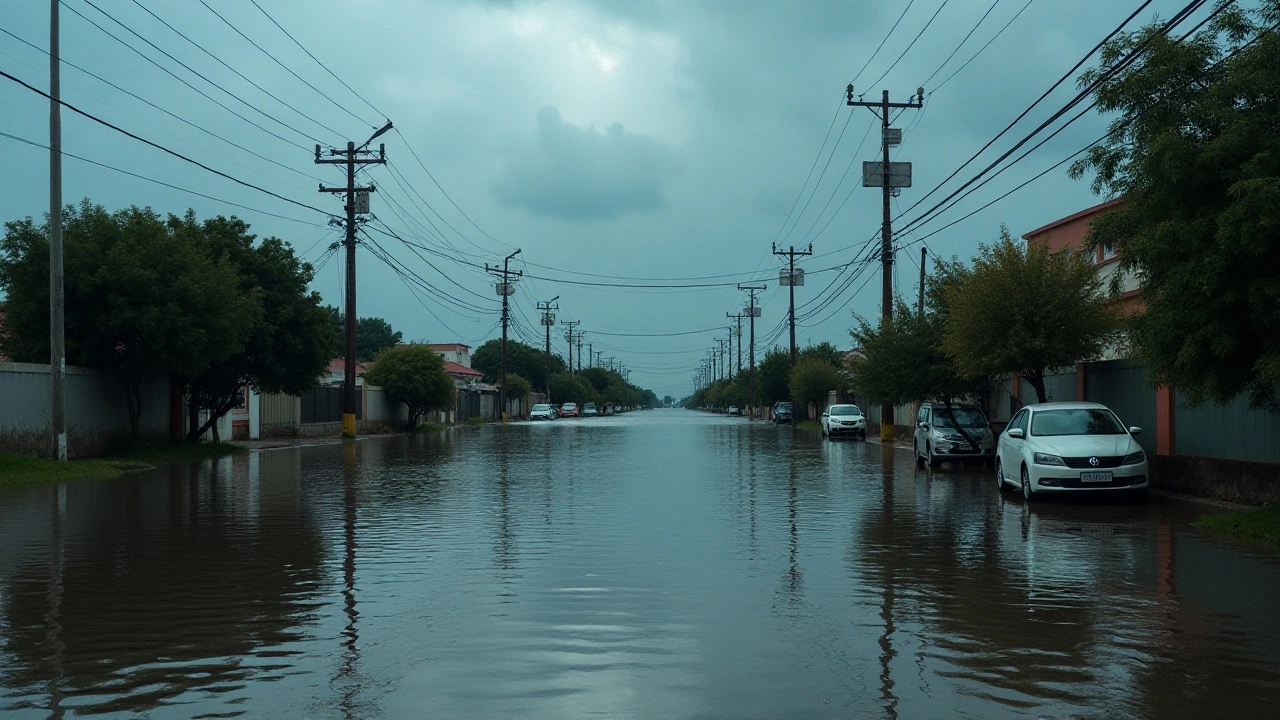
[443,360,483,377]
[330,358,372,375]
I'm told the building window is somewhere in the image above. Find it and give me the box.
[1101,243,1118,262]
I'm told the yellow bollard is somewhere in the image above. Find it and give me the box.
[342,412,356,438]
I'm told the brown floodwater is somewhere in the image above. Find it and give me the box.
[1,409,1277,718]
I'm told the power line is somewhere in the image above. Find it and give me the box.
[931,0,1036,92]
[921,0,1003,88]
[850,0,917,83]
[248,0,386,121]
[0,129,328,227]
[0,68,334,216]
[862,0,951,90]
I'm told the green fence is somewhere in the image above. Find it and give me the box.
[1085,359,1157,453]
[1176,390,1280,464]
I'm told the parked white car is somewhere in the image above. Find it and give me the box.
[995,402,1149,502]
[822,404,866,439]
[529,403,556,421]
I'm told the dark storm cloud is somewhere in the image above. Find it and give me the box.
[490,106,678,219]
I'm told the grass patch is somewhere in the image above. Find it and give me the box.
[0,442,245,490]
[416,423,446,433]
[467,416,486,426]
[796,420,823,431]
[0,453,149,488]
[1195,505,1280,546]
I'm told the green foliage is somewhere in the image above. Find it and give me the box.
[472,339,566,390]
[756,347,793,406]
[789,357,841,414]
[362,343,456,427]
[851,296,984,407]
[798,341,844,368]
[943,229,1119,403]
[324,307,403,362]
[502,372,531,402]
[174,213,334,441]
[547,372,591,405]
[1194,505,1280,547]
[0,201,255,439]
[1071,4,1280,408]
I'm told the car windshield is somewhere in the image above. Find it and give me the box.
[532,405,550,411]
[1030,408,1126,436]
[829,406,860,416]
[777,403,792,410]
[931,407,987,428]
[563,404,576,409]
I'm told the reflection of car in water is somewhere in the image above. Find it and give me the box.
[996,402,1149,502]
[914,403,994,467]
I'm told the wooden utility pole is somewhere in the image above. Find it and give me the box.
[563,321,581,376]
[847,84,923,442]
[317,122,392,438]
[918,247,927,316]
[487,249,522,421]
[538,296,558,401]
[49,0,66,461]
[727,312,745,376]
[738,283,765,419]
[576,332,585,374]
[772,244,812,365]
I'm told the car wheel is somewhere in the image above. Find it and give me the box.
[996,459,1010,492]
[928,444,941,468]
[915,441,924,467]
[1021,465,1037,502]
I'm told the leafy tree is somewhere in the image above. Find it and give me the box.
[798,341,844,367]
[323,307,403,361]
[472,339,566,390]
[362,343,455,428]
[174,213,334,441]
[790,357,841,418]
[756,346,792,406]
[1071,4,1280,408]
[501,373,531,404]
[943,229,1119,403]
[663,395,674,406]
[547,372,590,405]
[0,201,255,440]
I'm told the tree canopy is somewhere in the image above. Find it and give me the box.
[324,307,403,361]
[789,357,841,416]
[942,229,1119,403]
[175,213,333,441]
[362,344,455,427]
[1,201,256,439]
[1071,3,1280,408]
[472,339,566,390]
[756,347,792,406]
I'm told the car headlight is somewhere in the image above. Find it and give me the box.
[1033,452,1066,466]
[1122,450,1145,465]
[932,430,947,441]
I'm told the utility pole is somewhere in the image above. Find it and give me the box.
[727,313,745,377]
[487,249,522,421]
[847,83,923,443]
[538,296,559,401]
[739,284,765,419]
[586,343,593,368]
[49,0,66,461]
[317,121,392,438]
[576,333,585,374]
[717,337,729,382]
[563,321,581,375]
[773,244,812,365]
[918,247,927,317]
[594,350,603,369]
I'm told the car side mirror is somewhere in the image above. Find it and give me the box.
[917,422,928,429]
[1129,426,1143,436]
[822,412,828,418]
[1007,428,1025,439]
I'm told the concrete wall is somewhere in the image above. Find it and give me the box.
[0,362,171,458]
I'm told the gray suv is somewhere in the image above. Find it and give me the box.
[914,402,994,468]
[772,402,793,424]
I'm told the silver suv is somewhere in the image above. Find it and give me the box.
[914,402,994,468]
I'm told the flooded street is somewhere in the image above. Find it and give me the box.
[1,409,1278,718]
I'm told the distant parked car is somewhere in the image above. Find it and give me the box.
[995,402,1149,502]
[582,403,599,417]
[822,404,866,439]
[529,403,556,421]
[914,402,994,468]
[560,402,580,418]
[772,402,793,424]
[728,405,742,416]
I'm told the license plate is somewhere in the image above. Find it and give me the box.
[1080,471,1113,483]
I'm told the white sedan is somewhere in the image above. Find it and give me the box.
[822,404,867,440]
[529,403,556,421]
[995,402,1149,502]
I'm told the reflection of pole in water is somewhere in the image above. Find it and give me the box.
[336,441,361,718]
[45,484,66,720]
[495,432,516,578]
[877,447,898,719]
[748,428,757,553]
[783,453,803,602]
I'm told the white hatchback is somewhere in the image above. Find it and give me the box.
[995,402,1149,502]
[822,404,866,439]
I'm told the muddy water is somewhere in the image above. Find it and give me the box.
[1,409,1277,718]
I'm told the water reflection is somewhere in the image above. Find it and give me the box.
[0,411,1276,719]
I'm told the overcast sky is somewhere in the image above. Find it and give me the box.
[2,0,1191,398]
